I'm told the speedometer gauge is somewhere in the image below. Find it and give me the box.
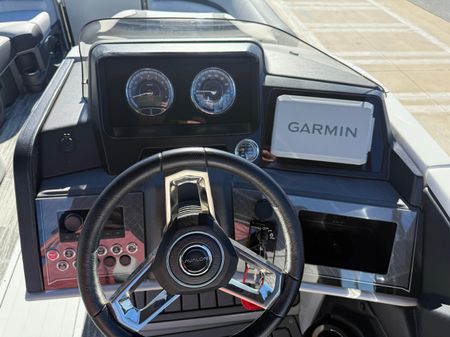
[126,68,174,116]
[191,67,236,115]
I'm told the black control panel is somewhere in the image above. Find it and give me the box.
[58,208,125,242]
[93,43,261,138]
[88,42,264,174]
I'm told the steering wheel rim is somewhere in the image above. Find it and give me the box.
[77,147,304,337]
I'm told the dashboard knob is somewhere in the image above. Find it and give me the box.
[104,256,116,268]
[119,255,132,266]
[63,213,83,232]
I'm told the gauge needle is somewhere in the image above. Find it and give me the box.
[196,90,218,95]
[132,92,154,98]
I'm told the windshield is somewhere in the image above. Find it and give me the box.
[79,17,379,97]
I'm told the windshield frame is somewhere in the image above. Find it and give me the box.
[78,16,384,98]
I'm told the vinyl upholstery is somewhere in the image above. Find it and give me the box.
[0,11,50,52]
[0,35,13,70]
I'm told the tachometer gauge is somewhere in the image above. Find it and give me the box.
[235,139,259,162]
[191,67,236,115]
[126,68,174,116]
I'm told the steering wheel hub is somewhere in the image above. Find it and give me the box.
[163,228,228,290]
[179,244,212,276]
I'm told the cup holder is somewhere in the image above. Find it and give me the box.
[311,324,347,337]
[21,68,45,92]
[23,68,39,77]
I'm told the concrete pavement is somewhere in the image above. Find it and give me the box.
[409,0,450,23]
[268,0,450,155]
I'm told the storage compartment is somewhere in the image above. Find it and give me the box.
[17,53,39,75]
[22,69,46,92]
[17,49,49,92]
[299,210,397,274]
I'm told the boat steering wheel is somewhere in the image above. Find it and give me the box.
[77,148,304,337]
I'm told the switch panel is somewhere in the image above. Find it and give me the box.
[36,193,145,290]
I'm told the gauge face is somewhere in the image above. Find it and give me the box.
[235,139,259,162]
[191,67,236,115]
[126,68,174,116]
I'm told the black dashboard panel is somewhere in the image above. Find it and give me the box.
[100,54,259,137]
[18,49,419,304]
[89,42,263,174]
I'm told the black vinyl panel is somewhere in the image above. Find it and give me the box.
[389,147,423,207]
[99,53,259,137]
[421,189,450,299]
[416,189,450,337]
[14,59,74,292]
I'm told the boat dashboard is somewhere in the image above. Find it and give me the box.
[14,21,421,325]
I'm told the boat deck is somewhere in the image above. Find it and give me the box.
[0,245,90,337]
[0,93,88,336]
[0,94,109,336]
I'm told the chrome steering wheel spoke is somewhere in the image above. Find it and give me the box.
[164,169,216,226]
[109,251,180,333]
[219,239,283,309]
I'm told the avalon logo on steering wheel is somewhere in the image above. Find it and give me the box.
[180,245,213,276]
[183,256,209,264]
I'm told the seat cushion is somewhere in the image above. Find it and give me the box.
[0,10,50,35]
[0,11,50,52]
[0,36,13,70]
[0,0,57,26]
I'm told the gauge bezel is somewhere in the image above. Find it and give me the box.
[190,67,236,115]
[125,68,174,117]
[234,139,260,162]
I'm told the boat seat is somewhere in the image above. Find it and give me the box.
[0,10,54,93]
[0,35,13,71]
[0,11,50,52]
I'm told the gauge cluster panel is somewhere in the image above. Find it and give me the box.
[88,42,263,174]
[92,43,261,139]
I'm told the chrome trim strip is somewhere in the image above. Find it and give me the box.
[26,280,417,307]
[300,282,417,307]
[288,194,418,291]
